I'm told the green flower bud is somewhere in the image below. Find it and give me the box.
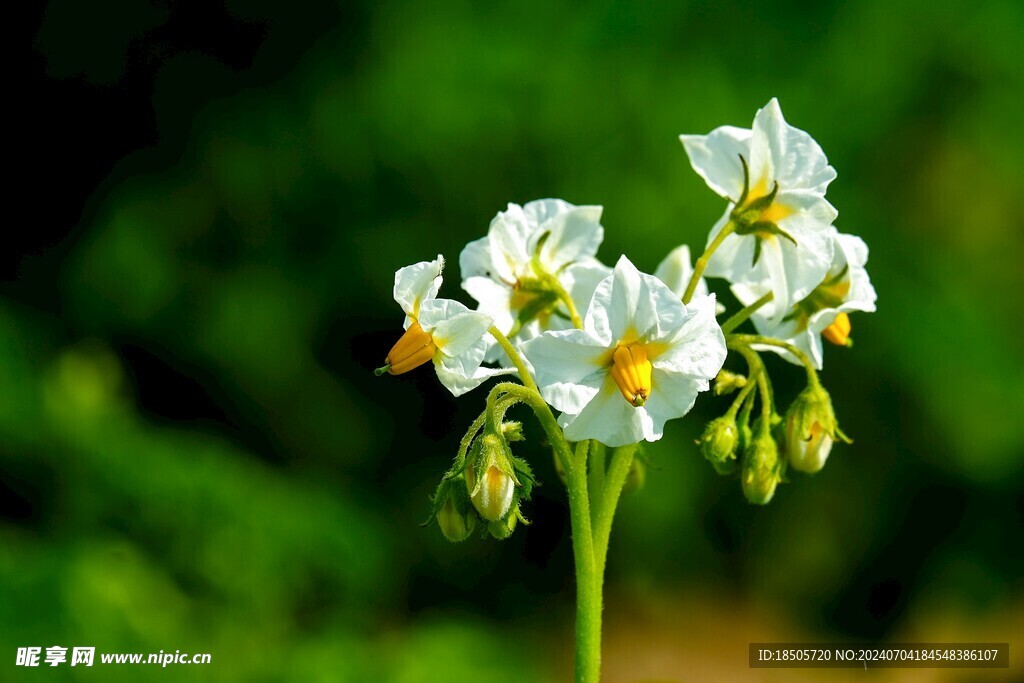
[466,433,516,522]
[436,496,476,543]
[698,416,739,475]
[742,421,783,505]
[713,370,747,396]
[785,383,842,473]
[487,508,519,540]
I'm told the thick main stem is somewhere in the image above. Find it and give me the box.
[567,445,600,683]
[477,333,615,682]
[592,445,637,584]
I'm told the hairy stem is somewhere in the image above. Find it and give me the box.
[592,444,637,584]
[488,326,539,392]
[728,333,819,386]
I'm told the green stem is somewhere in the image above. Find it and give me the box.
[545,275,585,329]
[727,341,775,414]
[682,219,736,304]
[587,440,606,510]
[720,291,774,334]
[728,333,819,386]
[489,326,539,392]
[456,394,520,472]
[483,381,603,681]
[565,444,600,683]
[724,367,760,420]
[592,444,637,584]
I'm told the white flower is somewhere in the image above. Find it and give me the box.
[521,256,727,447]
[654,244,726,314]
[680,98,838,318]
[732,230,877,369]
[383,255,511,396]
[460,199,610,358]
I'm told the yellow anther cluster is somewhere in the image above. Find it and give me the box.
[385,321,437,375]
[822,312,852,346]
[610,344,652,407]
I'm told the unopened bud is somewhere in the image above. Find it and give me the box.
[436,495,476,543]
[699,416,739,475]
[742,421,783,505]
[466,434,516,522]
[713,370,747,396]
[785,383,842,473]
[487,508,519,540]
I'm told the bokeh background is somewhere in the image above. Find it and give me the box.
[8,1,1023,680]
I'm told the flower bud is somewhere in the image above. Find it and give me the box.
[466,434,516,522]
[784,383,840,473]
[698,416,739,475]
[742,421,783,505]
[436,495,476,543]
[713,370,747,396]
[487,508,519,540]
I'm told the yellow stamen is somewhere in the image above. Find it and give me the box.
[611,344,652,407]
[822,312,852,346]
[385,321,437,375]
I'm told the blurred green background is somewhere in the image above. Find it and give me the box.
[8,0,1023,680]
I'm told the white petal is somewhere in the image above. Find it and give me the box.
[752,98,836,195]
[835,231,868,268]
[560,378,651,447]
[585,256,645,344]
[462,276,515,333]
[748,311,822,369]
[393,255,444,322]
[537,203,604,270]
[654,244,709,300]
[434,353,515,397]
[643,367,708,435]
[655,294,728,381]
[520,329,608,415]
[459,236,494,280]
[487,204,533,283]
[418,299,493,358]
[564,259,611,315]
[680,125,752,201]
[834,232,877,313]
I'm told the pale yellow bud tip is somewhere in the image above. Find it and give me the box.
[384,321,437,375]
[610,344,652,408]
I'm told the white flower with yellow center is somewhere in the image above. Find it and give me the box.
[460,199,610,358]
[732,230,877,369]
[379,255,511,396]
[521,256,727,447]
[681,98,837,318]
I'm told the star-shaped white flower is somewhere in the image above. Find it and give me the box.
[521,256,727,447]
[732,230,877,369]
[383,255,511,396]
[460,199,610,358]
[681,98,838,319]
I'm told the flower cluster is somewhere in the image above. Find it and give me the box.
[377,99,876,541]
